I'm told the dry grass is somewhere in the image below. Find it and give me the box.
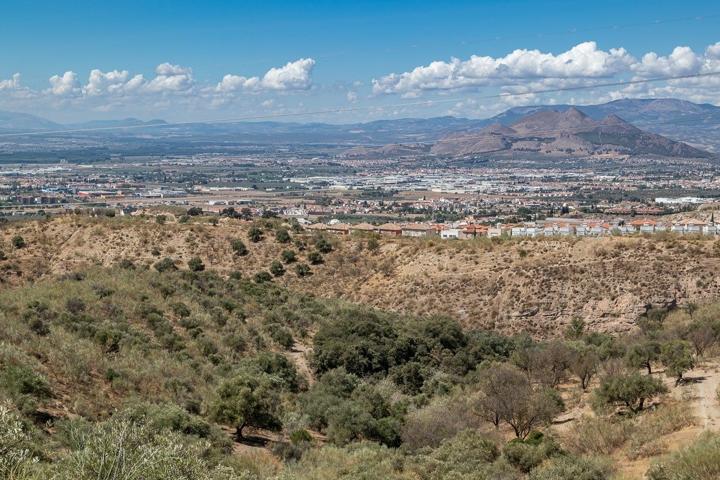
[563,403,696,460]
[2,215,720,337]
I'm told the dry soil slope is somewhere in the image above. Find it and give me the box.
[2,216,720,337]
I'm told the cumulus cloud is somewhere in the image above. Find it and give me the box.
[371,41,720,108]
[145,63,194,93]
[83,69,146,96]
[632,46,702,77]
[0,73,22,91]
[216,58,315,93]
[48,71,79,96]
[707,42,720,60]
[373,42,635,95]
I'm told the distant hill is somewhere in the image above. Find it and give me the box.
[431,107,710,158]
[1,98,718,151]
[66,118,168,130]
[0,110,62,131]
[488,99,720,152]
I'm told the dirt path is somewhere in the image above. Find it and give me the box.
[689,362,720,430]
[286,340,315,386]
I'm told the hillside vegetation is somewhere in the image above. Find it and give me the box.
[1,214,720,478]
[2,214,720,336]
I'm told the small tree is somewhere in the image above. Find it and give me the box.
[569,344,599,390]
[367,237,380,253]
[295,263,311,277]
[685,321,717,357]
[475,362,564,439]
[209,373,282,440]
[315,237,333,253]
[308,251,323,265]
[281,250,297,264]
[625,340,661,375]
[564,317,585,340]
[661,340,695,386]
[186,206,203,216]
[275,228,291,244]
[254,271,272,284]
[594,372,667,413]
[231,239,248,256]
[270,260,285,277]
[187,257,205,272]
[11,235,25,249]
[154,257,177,272]
[248,226,263,243]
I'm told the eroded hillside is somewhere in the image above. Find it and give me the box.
[2,215,719,336]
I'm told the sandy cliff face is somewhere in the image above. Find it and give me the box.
[2,216,719,337]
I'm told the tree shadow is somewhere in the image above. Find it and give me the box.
[236,434,271,447]
[680,375,707,385]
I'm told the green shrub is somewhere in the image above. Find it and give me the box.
[187,257,205,272]
[248,227,263,243]
[276,228,291,244]
[270,260,285,277]
[269,326,294,349]
[153,257,177,272]
[503,432,562,473]
[0,404,38,479]
[308,251,323,265]
[315,237,333,253]
[231,239,248,256]
[281,250,296,264]
[12,235,26,249]
[53,418,238,480]
[0,364,51,399]
[295,263,311,277]
[646,432,720,480]
[254,271,272,284]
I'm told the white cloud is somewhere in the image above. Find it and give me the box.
[346,91,358,103]
[48,71,79,96]
[145,63,194,93]
[0,73,22,91]
[632,46,702,77]
[707,42,720,60]
[216,74,260,92]
[216,58,315,93]
[373,42,635,94]
[83,69,145,96]
[260,58,315,90]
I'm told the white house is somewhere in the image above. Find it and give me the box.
[441,228,460,239]
[487,226,503,238]
[511,226,527,237]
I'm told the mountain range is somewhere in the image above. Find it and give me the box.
[0,98,718,155]
[429,107,710,158]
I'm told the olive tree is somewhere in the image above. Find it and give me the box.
[625,340,660,375]
[248,226,263,243]
[475,362,564,439]
[661,340,695,386]
[209,372,282,440]
[569,344,600,390]
[594,372,667,413]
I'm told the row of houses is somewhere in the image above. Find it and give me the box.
[306,218,719,239]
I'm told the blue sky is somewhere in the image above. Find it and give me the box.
[1,0,719,122]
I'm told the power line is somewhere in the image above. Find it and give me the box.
[1,71,719,138]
